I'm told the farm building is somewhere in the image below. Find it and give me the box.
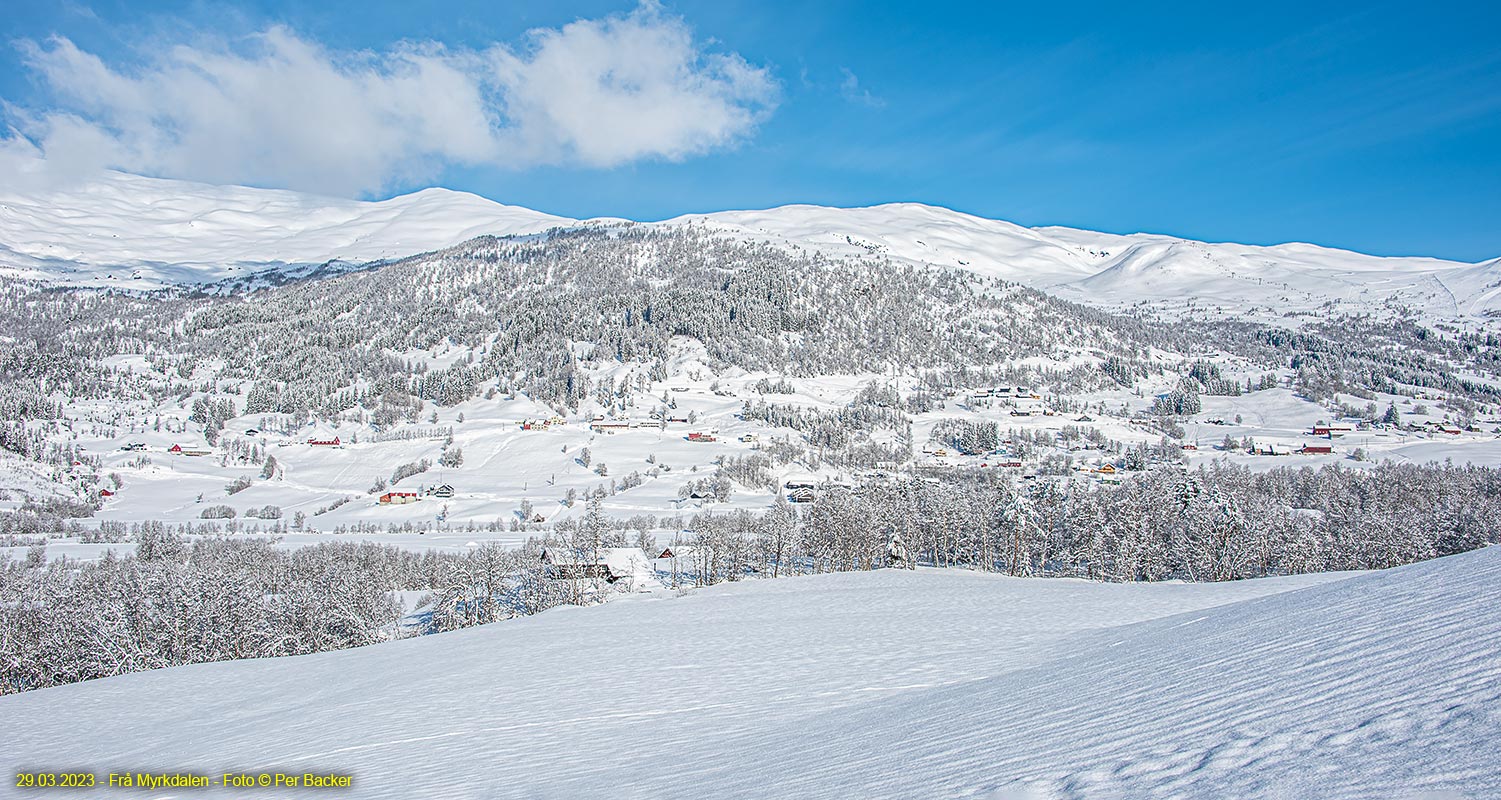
[541,547,655,583]
[307,436,342,447]
[428,484,455,499]
[1298,445,1334,455]
[379,492,419,505]
[654,546,703,576]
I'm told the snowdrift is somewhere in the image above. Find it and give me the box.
[5,548,1498,798]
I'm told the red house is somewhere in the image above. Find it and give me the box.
[99,489,114,497]
[168,444,183,453]
[686,432,717,442]
[308,436,342,447]
[1298,444,1334,455]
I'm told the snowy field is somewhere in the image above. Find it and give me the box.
[5,548,1499,799]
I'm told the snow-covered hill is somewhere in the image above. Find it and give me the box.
[3,170,1496,323]
[4,547,1497,798]
[0,171,573,287]
[690,204,1501,324]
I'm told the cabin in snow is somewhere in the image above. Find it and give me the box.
[654,545,703,575]
[168,444,183,453]
[379,492,419,504]
[1298,444,1334,455]
[307,436,342,447]
[427,484,455,499]
[98,489,114,498]
[541,547,654,583]
[788,487,816,503]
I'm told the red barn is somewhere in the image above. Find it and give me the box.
[1298,445,1334,455]
[168,444,183,453]
[308,436,342,447]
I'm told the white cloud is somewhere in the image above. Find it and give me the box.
[2,4,778,196]
[839,68,885,109]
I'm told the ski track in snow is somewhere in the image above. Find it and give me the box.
[5,549,1500,799]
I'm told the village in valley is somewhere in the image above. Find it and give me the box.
[10,326,1498,570]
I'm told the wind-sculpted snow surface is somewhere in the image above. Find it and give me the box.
[5,548,1499,798]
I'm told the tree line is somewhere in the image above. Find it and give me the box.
[5,460,1496,695]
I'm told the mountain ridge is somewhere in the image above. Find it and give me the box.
[3,170,1497,325]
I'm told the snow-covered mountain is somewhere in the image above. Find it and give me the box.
[6,547,1497,798]
[4,170,1496,324]
[689,204,1501,324]
[0,171,573,286]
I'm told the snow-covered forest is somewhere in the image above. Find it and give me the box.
[5,458,1497,694]
[2,226,1496,429]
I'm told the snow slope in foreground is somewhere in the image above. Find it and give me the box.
[6,548,1499,799]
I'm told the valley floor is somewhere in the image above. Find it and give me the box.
[5,547,1499,798]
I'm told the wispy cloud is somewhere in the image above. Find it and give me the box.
[1,3,779,196]
[839,67,885,108]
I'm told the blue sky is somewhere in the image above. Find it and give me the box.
[2,1,1498,260]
